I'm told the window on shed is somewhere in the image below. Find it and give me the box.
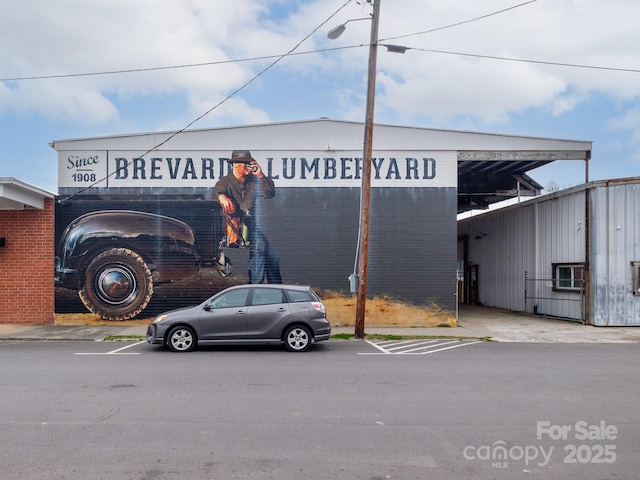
[552,263,584,292]
[631,262,640,296]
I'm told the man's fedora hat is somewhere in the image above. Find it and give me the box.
[228,150,255,164]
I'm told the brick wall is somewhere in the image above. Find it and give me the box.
[0,198,55,324]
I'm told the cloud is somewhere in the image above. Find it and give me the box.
[0,0,279,123]
[376,54,567,124]
[609,106,640,160]
[0,79,119,124]
[2,0,640,132]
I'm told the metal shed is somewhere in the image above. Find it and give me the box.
[458,177,640,326]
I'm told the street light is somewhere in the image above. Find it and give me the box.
[326,17,371,39]
[328,0,381,339]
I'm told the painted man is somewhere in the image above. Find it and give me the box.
[213,150,282,284]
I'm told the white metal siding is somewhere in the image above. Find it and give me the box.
[458,191,586,320]
[459,205,536,311]
[459,178,640,325]
[591,183,640,326]
[533,193,585,320]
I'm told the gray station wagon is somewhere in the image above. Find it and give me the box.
[146,284,331,352]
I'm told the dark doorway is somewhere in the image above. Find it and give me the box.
[468,264,479,305]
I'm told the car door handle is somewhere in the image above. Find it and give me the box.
[237,310,246,315]
[278,308,286,312]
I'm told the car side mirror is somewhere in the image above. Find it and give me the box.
[203,304,212,311]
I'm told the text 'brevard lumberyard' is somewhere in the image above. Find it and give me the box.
[110,157,437,181]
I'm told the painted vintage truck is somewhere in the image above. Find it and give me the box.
[55,210,229,321]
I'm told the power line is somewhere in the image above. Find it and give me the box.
[6,0,635,86]
[392,46,640,74]
[3,0,537,83]
[6,41,640,86]
[379,0,539,43]
[60,0,353,203]
[0,46,361,82]
[47,0,640,202]
[23,0,640,203]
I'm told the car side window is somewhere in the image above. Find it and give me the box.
[251,288,285,306]
[285,289,313,303]
[210,288,249,309]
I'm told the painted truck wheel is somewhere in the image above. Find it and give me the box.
[79,248,154,321]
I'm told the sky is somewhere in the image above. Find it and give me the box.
[1,0,640,195]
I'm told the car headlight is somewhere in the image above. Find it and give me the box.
[153,314,167,324]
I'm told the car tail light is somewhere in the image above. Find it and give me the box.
[312,302,325,314]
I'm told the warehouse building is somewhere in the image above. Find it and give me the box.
[50,119,591,322]
[458,177,640,326]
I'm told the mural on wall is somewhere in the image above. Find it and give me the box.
[212,150,282,284]
[55,148,458,325]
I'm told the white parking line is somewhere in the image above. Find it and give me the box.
[360,339,482,355]
[409,340,482,355]
[376,339,421,347]
[398,340,460,354]
[386,340,438,352]
[75,341,145,355]
[366,341,394,354]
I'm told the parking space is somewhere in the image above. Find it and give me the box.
[362,339,483,355]
[74,341,146,355]
[70,338,484,356]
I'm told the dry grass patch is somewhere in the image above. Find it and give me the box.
[55,288,456,328]
[55,313,152,326]
[319,292,455,327]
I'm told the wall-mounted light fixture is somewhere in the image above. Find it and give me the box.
[475,232,487,240]
[0,237,5,247]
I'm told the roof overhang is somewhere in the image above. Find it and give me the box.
[49,119,592,213]
[0,178,56,210]
[457,150,590,213]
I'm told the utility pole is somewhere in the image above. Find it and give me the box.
[354,0,381,339]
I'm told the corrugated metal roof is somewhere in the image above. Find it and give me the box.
[458,177,640,220]
[50,118,592,212]
[50,118,592,152]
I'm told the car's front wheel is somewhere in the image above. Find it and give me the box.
[284,325,312,352]
[167,326,197,352]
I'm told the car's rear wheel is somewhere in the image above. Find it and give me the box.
[79,248,154,321]
[167,325,196,352]
[284,325,312,352]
